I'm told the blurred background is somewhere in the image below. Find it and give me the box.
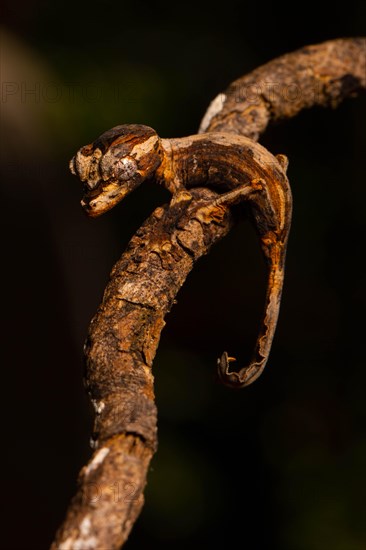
[1,1,365,548]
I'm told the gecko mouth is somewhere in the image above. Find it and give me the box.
[81,177,136,217]
[82,179,106,199]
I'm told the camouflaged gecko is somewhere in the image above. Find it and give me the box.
[70,124,292,387]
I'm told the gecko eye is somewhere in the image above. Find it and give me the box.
[113,156,138,181]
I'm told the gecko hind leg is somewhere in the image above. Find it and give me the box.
[212,178,265,208]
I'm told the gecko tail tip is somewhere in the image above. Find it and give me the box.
[217,351,264,389]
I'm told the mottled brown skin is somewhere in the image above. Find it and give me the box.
[158,133,292,385]
[70,127,292,385]
[53,38,366,549]
[70,124,161,216]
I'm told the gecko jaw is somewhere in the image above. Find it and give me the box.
[80,178,137,217]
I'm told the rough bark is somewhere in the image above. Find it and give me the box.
[52,38,366,549]
[199,37,366,140]
[51,188,234,549]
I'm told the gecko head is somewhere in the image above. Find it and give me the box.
[69,124,162,217]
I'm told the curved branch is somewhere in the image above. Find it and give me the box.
[51,189,234,549]
[199,37,366,140]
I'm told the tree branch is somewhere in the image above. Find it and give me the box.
[51,189,234,549]
[199,37,366,140]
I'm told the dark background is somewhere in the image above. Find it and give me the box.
[1,1,366,548]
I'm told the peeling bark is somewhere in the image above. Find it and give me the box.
[51,189,234,549]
